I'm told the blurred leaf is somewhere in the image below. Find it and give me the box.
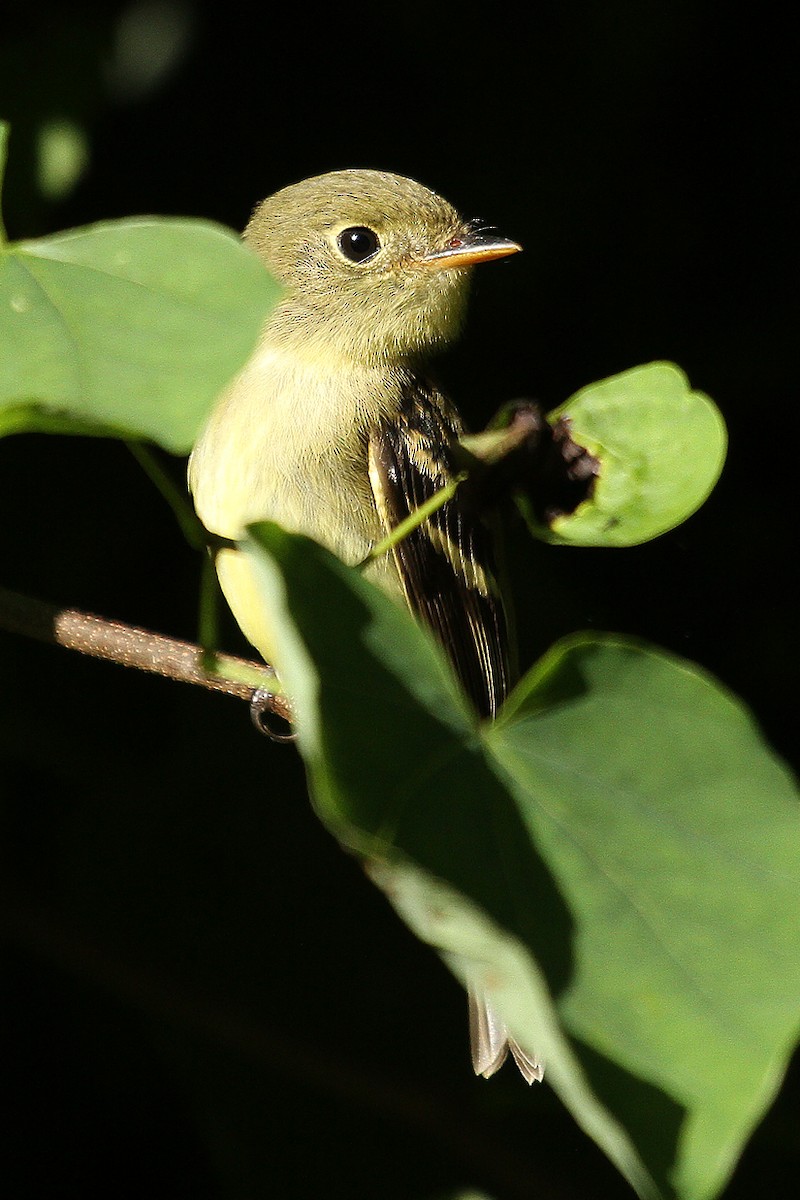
[526,363,727,546]
[428,1192,497,1200]
[35,118,90,200]
[243,523,800,1200]
[0,121,278,453]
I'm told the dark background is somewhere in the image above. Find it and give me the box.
[1,2,797,1198]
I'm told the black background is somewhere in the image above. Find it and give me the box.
[1,3,797,1198]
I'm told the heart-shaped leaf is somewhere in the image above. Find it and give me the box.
[242,523,800,1200]
[0,121,278,452]
[523,363,727,546]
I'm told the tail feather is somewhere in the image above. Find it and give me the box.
[468,984,543,1084]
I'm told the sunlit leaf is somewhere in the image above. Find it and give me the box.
[0,124,278,453]
[243,524,800,1200]
[524,363,727,546]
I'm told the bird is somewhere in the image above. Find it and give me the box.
[189,168,542,1083]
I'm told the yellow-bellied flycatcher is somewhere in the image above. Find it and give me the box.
[189,169,541,1083]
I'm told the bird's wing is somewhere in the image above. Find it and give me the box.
[367,376,510,719]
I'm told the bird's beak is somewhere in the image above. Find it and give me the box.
[421,224,522,271]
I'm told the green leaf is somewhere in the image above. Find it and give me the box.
[527,363,727,546]
[243,524,800,1200]
[491,637,800,1200]
[0,125,279,453]
[0,218,279,453]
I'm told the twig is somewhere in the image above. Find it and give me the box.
[126,440,207,551]
[0,584,292,723]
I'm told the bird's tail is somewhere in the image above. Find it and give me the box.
[467,983,543,1084]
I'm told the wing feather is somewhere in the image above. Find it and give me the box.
[368,377,510,719]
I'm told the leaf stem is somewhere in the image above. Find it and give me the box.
[198,549,223,672]
[126,440,207,551]
[363,474,465,566]
[0,120,8,244]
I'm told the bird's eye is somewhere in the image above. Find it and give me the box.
[337,226,381,263]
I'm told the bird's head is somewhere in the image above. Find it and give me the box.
[244,169,520,367]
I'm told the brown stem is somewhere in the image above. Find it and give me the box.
[0,584,292,723]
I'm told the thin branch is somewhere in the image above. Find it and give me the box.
[0,584,292,722]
